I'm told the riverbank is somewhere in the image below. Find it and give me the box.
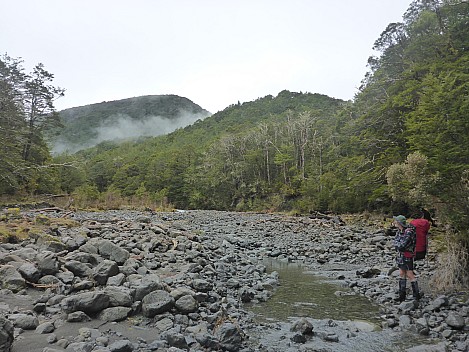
[0,209,467,351]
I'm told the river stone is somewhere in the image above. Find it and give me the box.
[93,259,119,285]
[445,312,465,329]
[106,272,126,286]
[291,333,307,343]
[67,311,91,322]
[97,239,130,265]
[9,248,37,261]
[175,294,198,313]
[192,279,212,292]
[0,316,13,352]
[142,290,175,317]
[399,315,412,328]
[405,342,448,352]
[8,313,39,330]
[0,265,25,292]
[164,332,188,349]
[38,275,62,286]
[170,287,196,300]
[61,291,110,314]
[427,296,449,311]
[18,262,41,283]
[214,322,243,352]
[35,321,55,334]
[65,342,93,352]
[64,260,93,277]
[99,307,131,322]
[154,317,173,332]
[290,318,314,335]
[108,339,133,352]
[104,286,133,307]
[56,270,74,284]
[36,251,59,275]
[132,274,163,301]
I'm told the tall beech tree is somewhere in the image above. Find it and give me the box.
[0,54,64,193]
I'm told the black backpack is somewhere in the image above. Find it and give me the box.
[393,225,417,253]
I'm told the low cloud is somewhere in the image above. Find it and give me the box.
[52,110,210,154]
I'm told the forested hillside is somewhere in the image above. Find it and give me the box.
[50,95,211,154]
[1,1,467,237]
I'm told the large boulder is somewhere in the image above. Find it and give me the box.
[61,291,110,314]
[104,286,133,307]
[130,274,163,301]
[8,313,39,330]
[18,262,41,283]
[0,265,25,292]
[96,240,130,265]
[98,307,131,322]
[36,251,59,275]
[93,259,119,285]
[175,294,198,314]
[214,322,243,352]
[142,290,175,318]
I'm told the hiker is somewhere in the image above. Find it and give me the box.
[393,215,422,302]
[410,209,432,260]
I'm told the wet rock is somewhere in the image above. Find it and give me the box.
[0,316,13,352]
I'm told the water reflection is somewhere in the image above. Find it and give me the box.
[249,259,381,324]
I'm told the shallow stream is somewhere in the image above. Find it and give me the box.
[245,259,442,352]
[250,259,381,324]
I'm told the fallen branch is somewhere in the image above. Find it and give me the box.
[31,207,64,213]
[25,281,59,289]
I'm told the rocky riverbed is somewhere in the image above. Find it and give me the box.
[0,209,467,352]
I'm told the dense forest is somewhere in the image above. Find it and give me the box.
[1,1,468,250]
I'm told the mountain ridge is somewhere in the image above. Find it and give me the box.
[51,94,211,154]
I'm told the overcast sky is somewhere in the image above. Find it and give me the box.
[1,0,411,114]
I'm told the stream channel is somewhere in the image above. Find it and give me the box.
[245,259,440,352]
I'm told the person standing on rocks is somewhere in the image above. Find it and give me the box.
[393,215,423,302]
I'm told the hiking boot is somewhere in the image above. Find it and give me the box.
[411,281,423,300]
[397,278,407,302]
